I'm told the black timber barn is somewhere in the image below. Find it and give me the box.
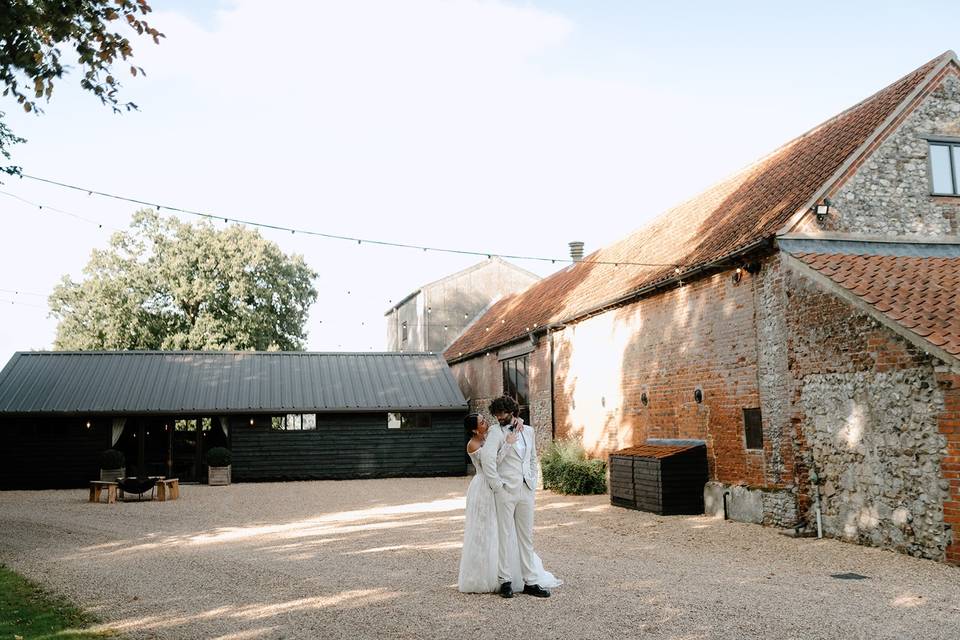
[0,351,468,489]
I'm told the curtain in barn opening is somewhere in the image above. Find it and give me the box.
[218,416,229,438]
[111,418,126,446]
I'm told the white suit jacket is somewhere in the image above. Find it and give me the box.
[480,418,538,493]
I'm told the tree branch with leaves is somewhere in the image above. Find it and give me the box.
[0,0,164,175]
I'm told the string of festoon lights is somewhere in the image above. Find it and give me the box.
[0,188,120,231]
[17,174,688,271]
[4,175,689,351]
[0,297,47,309]
[0,286,49,309]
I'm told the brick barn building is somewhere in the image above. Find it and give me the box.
[445,51,960,564]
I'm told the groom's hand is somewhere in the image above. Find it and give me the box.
[505,431,518,445]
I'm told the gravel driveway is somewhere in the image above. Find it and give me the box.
[1,477,958,639]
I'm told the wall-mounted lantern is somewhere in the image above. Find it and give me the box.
[813,197,833,222]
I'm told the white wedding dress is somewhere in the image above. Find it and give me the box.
[458,449,562,593]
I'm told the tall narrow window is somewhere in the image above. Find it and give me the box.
[743,408,763,450]
[929,141,960,195]
[401,321,408,344]
[502,355,530,424]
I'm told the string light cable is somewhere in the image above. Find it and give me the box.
[0,287,47,298]
[0,189,117,231]
[0,297,47,309]
[18,174,688,272]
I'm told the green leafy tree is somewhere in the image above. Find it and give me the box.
[50,210,319,351]
[0,0,163,174]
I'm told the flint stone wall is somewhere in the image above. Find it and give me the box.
[799,368,950,560]
[816,72,960,236]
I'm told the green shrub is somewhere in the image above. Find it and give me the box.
[541,438,607,495]
[98,449,125,469]
[206,447,232,467]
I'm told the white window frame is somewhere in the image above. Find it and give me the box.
[927,138,960,196]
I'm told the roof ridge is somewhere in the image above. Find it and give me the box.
[779,50,955,147]
[445,52,954,363]
[384,257,541,314]
[644,51,956,239]
[0,351,467,414]
[557,52,958,271]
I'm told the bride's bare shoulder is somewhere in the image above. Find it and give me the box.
[467,438,482,454]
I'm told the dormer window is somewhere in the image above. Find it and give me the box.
[929,140,960,195]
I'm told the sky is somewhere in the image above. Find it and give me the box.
[1,0,958,362]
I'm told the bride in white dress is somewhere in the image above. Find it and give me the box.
[458,413,561,593]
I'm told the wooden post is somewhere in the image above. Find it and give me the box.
[167,420,173,479]
[137,419,146,477]
[194,417,203,482]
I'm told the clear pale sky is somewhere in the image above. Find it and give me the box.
[0,0,957,363]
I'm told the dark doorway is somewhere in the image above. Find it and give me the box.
[171,419,201,481]
[171,418,227,482]
[115,416,228,482]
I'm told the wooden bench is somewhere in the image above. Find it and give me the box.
[89,480,118,504]
[155,478,179,502]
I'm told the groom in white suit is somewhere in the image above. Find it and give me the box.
[480,395,551,598]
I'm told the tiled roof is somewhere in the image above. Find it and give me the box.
[446,52,952,361]
[790,252,960,360]
[610,444,703,459]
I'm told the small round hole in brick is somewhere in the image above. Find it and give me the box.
[641,392,649,407]
[694,387,704,404]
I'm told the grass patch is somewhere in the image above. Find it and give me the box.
[0,564,118,639]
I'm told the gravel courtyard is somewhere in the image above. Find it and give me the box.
[1,478,959,640]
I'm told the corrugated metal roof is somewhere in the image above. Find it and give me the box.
[0,351,468,416]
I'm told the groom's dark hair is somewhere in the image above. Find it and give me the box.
[488,395,519,416]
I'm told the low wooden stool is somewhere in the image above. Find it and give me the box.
[156,478,180,501]
[89,480,118,504]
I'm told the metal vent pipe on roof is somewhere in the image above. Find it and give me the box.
[568,241,584,262]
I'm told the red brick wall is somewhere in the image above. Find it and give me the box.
[450,253,960,560]
[548,261,775,487]
[452,257,793,490]
[938,372,960,565]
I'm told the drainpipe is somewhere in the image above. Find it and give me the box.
[548,326,556,440]
[809,465,823,539]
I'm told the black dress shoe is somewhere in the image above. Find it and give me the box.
[522,584,551,598]
[499,582,513,598]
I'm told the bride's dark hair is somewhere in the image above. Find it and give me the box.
[464,413,481,434]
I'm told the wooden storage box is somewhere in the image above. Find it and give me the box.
[609,442,708,515]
